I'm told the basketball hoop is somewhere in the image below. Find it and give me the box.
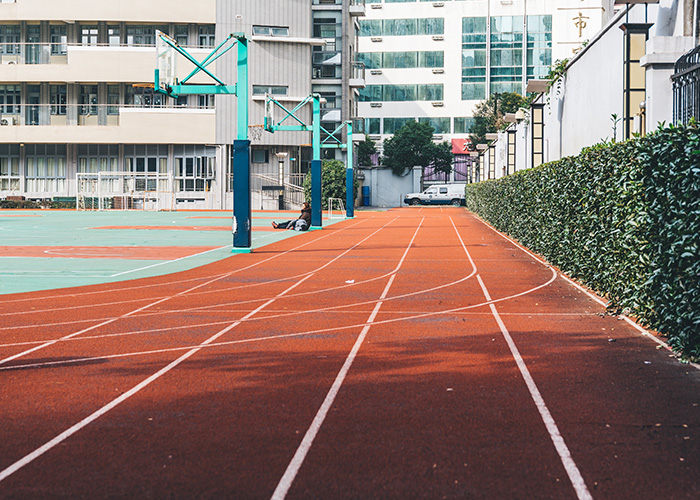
[248,125,264,142]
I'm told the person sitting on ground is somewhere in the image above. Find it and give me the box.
[272,202,311,231]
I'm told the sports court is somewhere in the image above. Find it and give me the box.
[0,207,699,499]
[0,209,343,295]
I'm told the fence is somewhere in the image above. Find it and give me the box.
[672,45,700,125]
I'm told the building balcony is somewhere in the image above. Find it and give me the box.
[349,0,366,17]
[349,61,366,88]
[0,43,214,84]
[0,104,215,144]
[0,0,214,23]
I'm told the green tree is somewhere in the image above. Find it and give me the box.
[303,159,359,210]
[382,121,453,177]
[468,92,527,146]
[431,141,454,177]
[357,138,377,167]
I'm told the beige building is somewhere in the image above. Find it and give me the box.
[0,0,364,209]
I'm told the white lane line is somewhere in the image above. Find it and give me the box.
[270,219,425,500]
[0,218,375,366]
[469,212,693,367]
[476,274,593,500]
[109,245,232,277]
[0,273,314,484]
[0,217,373,307]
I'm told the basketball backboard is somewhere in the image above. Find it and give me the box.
[156,30,177,92]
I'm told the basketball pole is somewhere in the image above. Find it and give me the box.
[232,35,251,252]
[345,120,354,219]
[310,94,322,229]
[154,31,252,253]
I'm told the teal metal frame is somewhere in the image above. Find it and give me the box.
[264,94,355,225]
[154,32,252,252]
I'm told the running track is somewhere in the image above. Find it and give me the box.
[0,208,698,499]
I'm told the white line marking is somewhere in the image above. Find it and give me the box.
[0,273,314,484]
[476,274,592,500]
[109,245,232,277]
[0,218,374,365]
[270,220,424,500]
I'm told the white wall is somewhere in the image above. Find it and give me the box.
[357,165,421,208]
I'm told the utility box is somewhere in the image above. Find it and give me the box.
[362,186,370,206]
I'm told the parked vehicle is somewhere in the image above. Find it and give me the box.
[403,183,467,206]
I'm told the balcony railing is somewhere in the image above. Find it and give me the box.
[350,61,366,88]
[672,45,700,126]
[0,42,214,65]
[0,103,214,127]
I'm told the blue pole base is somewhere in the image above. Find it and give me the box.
[231,247,253,254]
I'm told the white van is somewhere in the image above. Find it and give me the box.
[403,183,467,206]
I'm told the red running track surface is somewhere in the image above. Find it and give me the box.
[0,208,698,499]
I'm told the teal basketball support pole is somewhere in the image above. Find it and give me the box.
[345,121,354,219]
[265,94,355,223]
[155,32,252,252]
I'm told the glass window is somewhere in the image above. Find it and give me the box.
[126,25,167,46]
[50,25,67,55]
[358,20,381,37]
[419,51,443,68]
[418,84,443,101]
[80,85,98,115]
[252,26,289,37]
[175,25,188,46]
[50,85,66,115]
[365,118,380,134]
[0,144,20,191]
[107,85,120,115]
[252,85,288,95]
[81,25,98,46]
[0,25,20,55]
[108,25,120,46]
[462,83,485,100]
[383,118,415,135]
[0,85,20,114]
[419,117,450,134]
[384,19,415,36]
[24,144,67,193]
[199,25,215,47]
[417,18,444,35]
[454,117,475,134]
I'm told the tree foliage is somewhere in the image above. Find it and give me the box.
[357,138,377,167]
[303,159,359,210]
[468,92,527,146]
[382,120,453,177]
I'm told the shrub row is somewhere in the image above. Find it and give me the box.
[0,199,75,209]
[465,123,699,359]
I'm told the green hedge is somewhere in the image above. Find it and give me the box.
[466,123,700,359]
[0,199,75,209]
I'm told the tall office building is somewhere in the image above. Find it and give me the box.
[0,0,363,210]
[357,0,613,148]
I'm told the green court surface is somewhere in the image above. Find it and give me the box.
[0,209,343,295]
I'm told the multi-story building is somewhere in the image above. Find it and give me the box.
[0,0,364,210]
[357,0,614,154]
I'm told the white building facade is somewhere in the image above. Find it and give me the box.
[356,0,614,147]
[486,0,698,178]
[0,0,363,210]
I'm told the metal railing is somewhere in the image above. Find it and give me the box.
[0,42,217,65]
[229,173,306,210]
[672,45,700,125]
[0,103,214,127]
